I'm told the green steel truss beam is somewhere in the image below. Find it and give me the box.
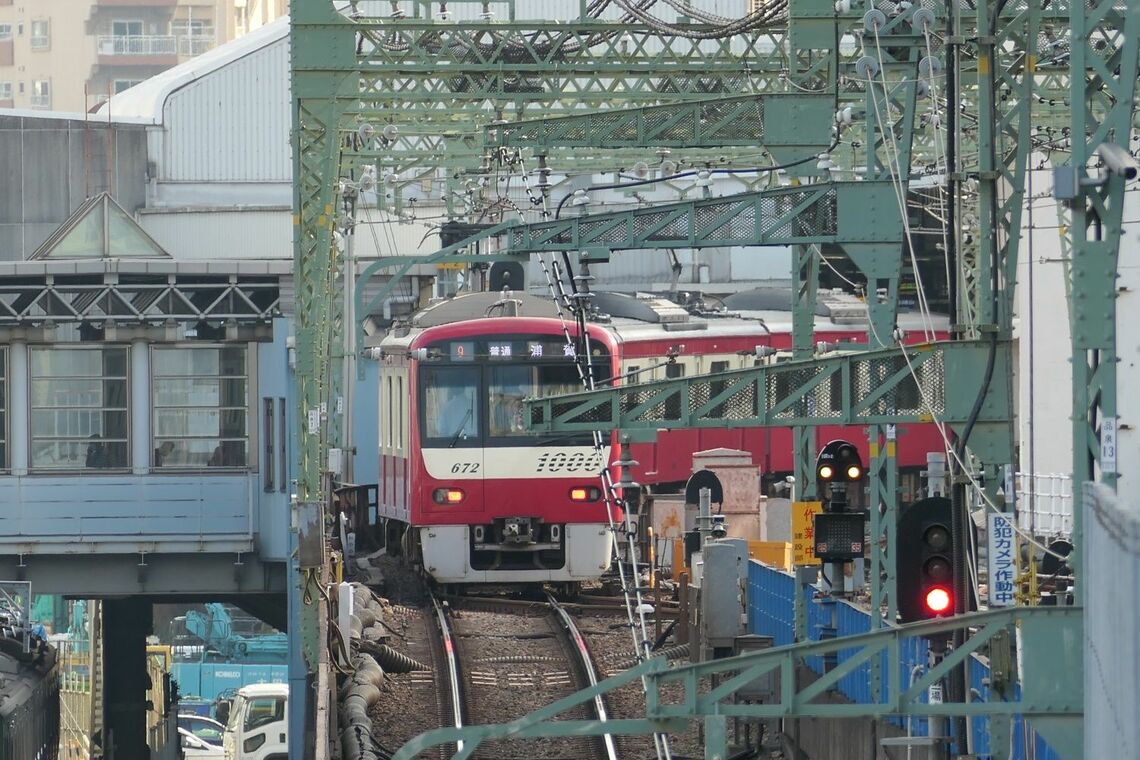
[392,606,1082,760]
[482,93,832,156]
[523,340,1010,437]
[1066,0,1140,601]
[503,181,902,251]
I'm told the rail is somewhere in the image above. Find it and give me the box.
[546,593,619,760]
[429,594,465,758]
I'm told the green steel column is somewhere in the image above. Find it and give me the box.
[291,0,356,675]
[792,244,819,643]
[867,424,898,626]
[1067,0,1139,603]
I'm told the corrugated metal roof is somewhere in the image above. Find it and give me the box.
[162,35,291,181]
[96,17,289,123]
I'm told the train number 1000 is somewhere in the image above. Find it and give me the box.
[535,451,605,473]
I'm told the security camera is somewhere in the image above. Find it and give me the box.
[1096,142,1139,180]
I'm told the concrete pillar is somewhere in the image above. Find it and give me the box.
[103,597,152,759]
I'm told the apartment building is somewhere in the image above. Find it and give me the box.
[0,0,285,112]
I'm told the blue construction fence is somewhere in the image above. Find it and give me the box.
[747,561,1060,760]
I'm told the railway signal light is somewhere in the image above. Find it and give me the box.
[816,439,863,484]
[897,496,961,623]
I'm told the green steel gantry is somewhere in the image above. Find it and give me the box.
[291,0,1138,756]
[392,606,1083,760]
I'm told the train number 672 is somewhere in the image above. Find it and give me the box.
[451,462,480,473]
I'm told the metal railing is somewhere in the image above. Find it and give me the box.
[97,35,176,56]
[96,34,215,57]
[29,94,51,108]
[1015,472,1073,537]
[178,35,215,56]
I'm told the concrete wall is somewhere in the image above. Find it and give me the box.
[0,113,148,260]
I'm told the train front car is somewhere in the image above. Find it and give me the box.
[376,299,616,588]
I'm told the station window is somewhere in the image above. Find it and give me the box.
[0,348,6,469]
[152,346,249,469]
[263,398,274,491]
[30,347,129,470]
[278,397,286,491]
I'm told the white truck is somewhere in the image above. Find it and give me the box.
[222,683,288,760]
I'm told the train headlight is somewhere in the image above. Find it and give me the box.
[432,488,466,504]
[569,486,602,502]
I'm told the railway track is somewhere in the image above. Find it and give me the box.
[425,595,465,759]
[425,591,619,760]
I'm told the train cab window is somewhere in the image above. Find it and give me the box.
[421,366,479,444]
[488,363,586,442]
[488,365,529,436]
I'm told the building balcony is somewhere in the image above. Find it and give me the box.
[96,0,178,6]
[30,94,51,109]
[98,34,176,56]
[95,34,215,64]
[97,34,178,65]
[178,34,216,57]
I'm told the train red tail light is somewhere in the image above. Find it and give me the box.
[432,488,466,505]
[924,587,952,614]
[569,486,602,502]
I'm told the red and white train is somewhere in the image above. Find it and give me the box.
[371,289,948,587]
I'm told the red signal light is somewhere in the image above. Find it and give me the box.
[924,587,952,614]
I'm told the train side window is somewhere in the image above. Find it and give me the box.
[263,397,274,492]
[708,360,730,417]
[386,376,393,448]
[397,376,404,449]
[665,362,684,419]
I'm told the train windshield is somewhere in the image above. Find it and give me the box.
[417,336,608,447]
[488,364,582,439]
[422,366,480,444]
